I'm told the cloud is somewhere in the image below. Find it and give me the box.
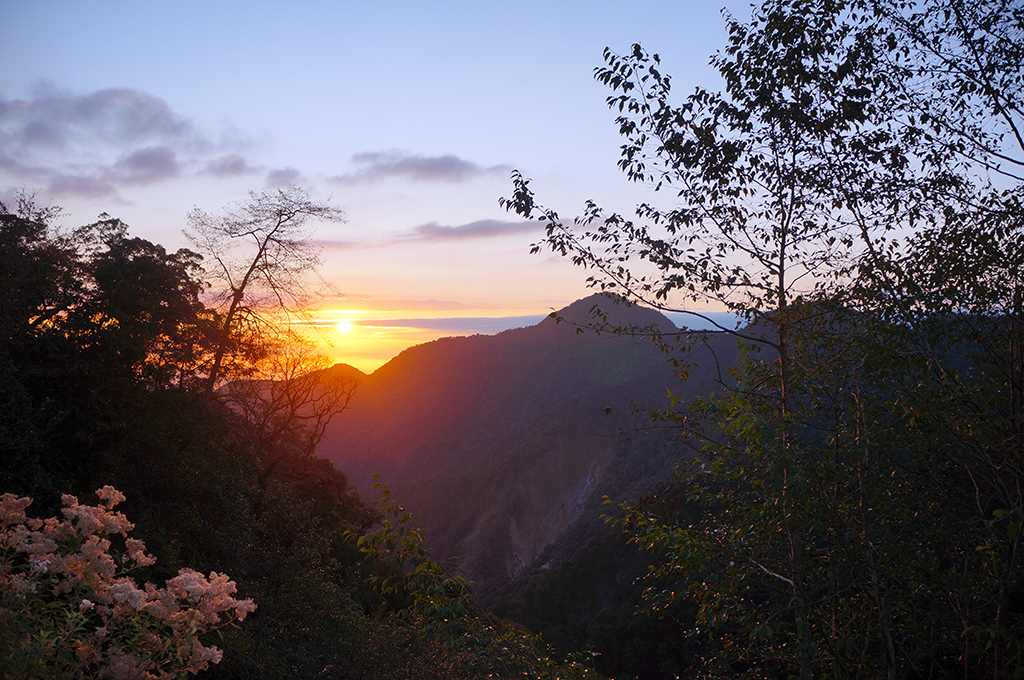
[331,150,510,185]
[0,84,257,199]
[204,153,260,177]
[407,219,539,242]
[312,219,539,250]
[311,238,363,251]
[357,315,548,333]
[315,296,477,313]
[301,309,548,334]
[0,85,201,153]
[112,146,181,185]
[266,166,301,187]
[47,172,118,199]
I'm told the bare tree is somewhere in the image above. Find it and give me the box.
[219,334,359,488]
[184,186,345,388]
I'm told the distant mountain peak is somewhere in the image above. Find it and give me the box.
[321,362,366,381]
[547,293,677,333]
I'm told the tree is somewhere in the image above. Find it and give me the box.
[220,339,359,488]
[503,0,1024,677]
[351,484,602,680]
[504,3,903,676]
[184,186,345,389]
[3,194,584,679]
[0,195,80,346]
[874,0,1023,179]
[0,203,229,494]
[81,217,220,389]
[846,5,1024,673]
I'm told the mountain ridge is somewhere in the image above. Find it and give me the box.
[317,293,740,589]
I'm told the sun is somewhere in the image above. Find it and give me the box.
[336,319,354,333]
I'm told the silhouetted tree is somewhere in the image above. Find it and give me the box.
[184,186,345,389]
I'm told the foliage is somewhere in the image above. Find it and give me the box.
[354,484,603,679]
[490,518,700,680]
[503,0,1024,678]
[219,339,359,488]
[0,486,255,679]
[0,199,365,676]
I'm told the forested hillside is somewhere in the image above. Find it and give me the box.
[0,196,598,679]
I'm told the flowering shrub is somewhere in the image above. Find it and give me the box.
[0,486,256,679]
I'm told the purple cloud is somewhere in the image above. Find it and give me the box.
[112,146,180,184]
[299,315,550,334]
[205,153,260,177]
[0,86,200,152]
[310,239,362,251]
[355,315,548,333]
[409,219,539,241]
[331,150,510,184]
[266,166,301,187]
[0,85,257,200]
[47,172,118,199]
[314,219,538,249]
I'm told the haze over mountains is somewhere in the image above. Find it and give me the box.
[318,294,741,591]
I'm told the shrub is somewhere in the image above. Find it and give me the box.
[0,486,255,679]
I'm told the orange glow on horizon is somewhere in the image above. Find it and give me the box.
[294,303,551,375]
[297,320,477,374]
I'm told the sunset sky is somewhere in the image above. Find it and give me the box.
[1,0,743,372]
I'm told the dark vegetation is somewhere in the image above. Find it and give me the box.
[4,0,1024,678]
[0,194,596,679]
[498,0,1024,677]
[490,521,702,680]
[319,294,733,679]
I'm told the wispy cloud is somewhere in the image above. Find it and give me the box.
[312,296,479,313]
[47,172,118,199]
[407,219,539,241]
[330,150,510,185]
[0,84,258,199]
[266,166,301,187]
[204,153,261,177]
[310,238,364,251]
[356,315,547,333]
[302,314,548,334]
[314,218,539,250]
[0,85,200,151]
[111,146,181,185]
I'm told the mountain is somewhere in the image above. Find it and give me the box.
[317,294,740,592]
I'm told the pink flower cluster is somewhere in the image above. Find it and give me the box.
[1,486,256,679]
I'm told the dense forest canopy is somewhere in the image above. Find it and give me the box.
[3,0,1023,678]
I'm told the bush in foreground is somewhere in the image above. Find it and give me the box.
[0,486,255,679]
